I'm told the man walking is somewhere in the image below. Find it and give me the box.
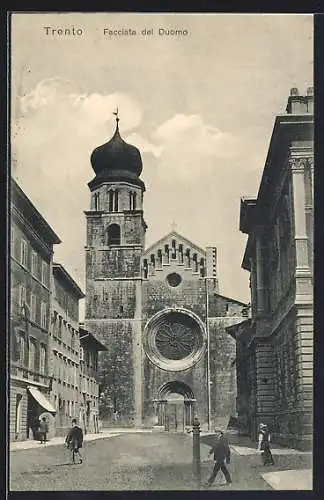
[206,430,232,488]
[65,419,84,464]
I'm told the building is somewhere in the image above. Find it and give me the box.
[10,178,61,441]
[233,88,313,449]
[79,325,107,434]
[83,116,247,430]
[48,263,85,437]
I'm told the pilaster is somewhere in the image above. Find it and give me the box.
[289,156,313,303]
[255,228,267,316]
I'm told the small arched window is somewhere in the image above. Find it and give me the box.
[200,258,205,277]
[107,224,121,246]
[94,192,100,211]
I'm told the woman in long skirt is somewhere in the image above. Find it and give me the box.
[257,423,275,465]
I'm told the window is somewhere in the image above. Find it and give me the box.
[143,259,148,279]
[166,273,182,287]
[19,285,26,308]
[15,394,23,434]
[107,224,121,246]
[80,346,84,362]
[94,192,100,211]
[108,190,119,212]
[114,190,119,212]
[20,239,28,267]
[109,191,114,212]
[129,191,137,210]
[39,345,46,374]
[171,239,176,259]
[19,333,26,364]
[58,316,62,338]
[31,251,38,277]
[28,341,36,371]
[200,258,205,277]
[30,294,37,322]
[193,253,198,272]
[41,302,47,329]
[164,245,169,264]
[41,261,49,286]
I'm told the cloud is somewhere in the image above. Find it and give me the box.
[125,132,162,158]
[19,78,142,132]
[149,114,238,182]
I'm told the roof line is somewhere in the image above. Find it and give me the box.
[144,230,207,255]
[53,263,85,298]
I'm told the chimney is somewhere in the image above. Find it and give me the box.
[286,87,314,114]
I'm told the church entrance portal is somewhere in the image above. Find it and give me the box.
[154,381,195,433]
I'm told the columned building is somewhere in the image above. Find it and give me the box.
[233,88,313,450]
[84,116,247,430]
[10,179,61,441]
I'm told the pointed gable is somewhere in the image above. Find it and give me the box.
[144,231,206,258]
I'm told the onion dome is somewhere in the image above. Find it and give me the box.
[89,113,144,190]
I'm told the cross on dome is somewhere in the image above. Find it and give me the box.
[113,107,120,125]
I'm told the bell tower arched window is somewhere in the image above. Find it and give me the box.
[109,191,114,212]
[129,192,137,210]
[108,190,119,212]
[114,191,119,212]
[107,224,121,246]
[94,192,100,211]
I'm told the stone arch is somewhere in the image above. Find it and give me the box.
[158,380,194,400]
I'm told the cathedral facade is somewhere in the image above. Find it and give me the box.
[84,117,247,430]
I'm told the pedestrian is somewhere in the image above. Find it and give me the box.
[206,430,232,488]
[65,418,84,464]
[39,417,49,444]
[257,423,275,466]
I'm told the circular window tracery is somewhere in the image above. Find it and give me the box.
[143,308,206,371]
[155,320,196,360]
[166,272,182,287]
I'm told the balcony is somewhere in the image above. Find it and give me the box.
[11,362,50,387]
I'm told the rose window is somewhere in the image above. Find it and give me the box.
[155,321,196,360]
[143,308,206,371]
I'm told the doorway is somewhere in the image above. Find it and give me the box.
[155,381,196,433]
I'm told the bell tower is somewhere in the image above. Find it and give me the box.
[84,112,147,426]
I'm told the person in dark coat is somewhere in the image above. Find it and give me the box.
[65,419,84,464]
[206,430,232,487]
[39,417,49,444]
[257,423,275,465]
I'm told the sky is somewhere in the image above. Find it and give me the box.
[11,13,313,317]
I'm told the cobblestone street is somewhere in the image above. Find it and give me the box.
[10,432,312,491]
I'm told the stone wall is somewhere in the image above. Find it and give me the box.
[84,319,136,426]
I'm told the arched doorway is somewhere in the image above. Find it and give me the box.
[154,381,196,432]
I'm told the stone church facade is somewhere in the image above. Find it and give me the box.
[84,117,247,430]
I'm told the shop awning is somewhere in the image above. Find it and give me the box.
[27,386,56,414]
